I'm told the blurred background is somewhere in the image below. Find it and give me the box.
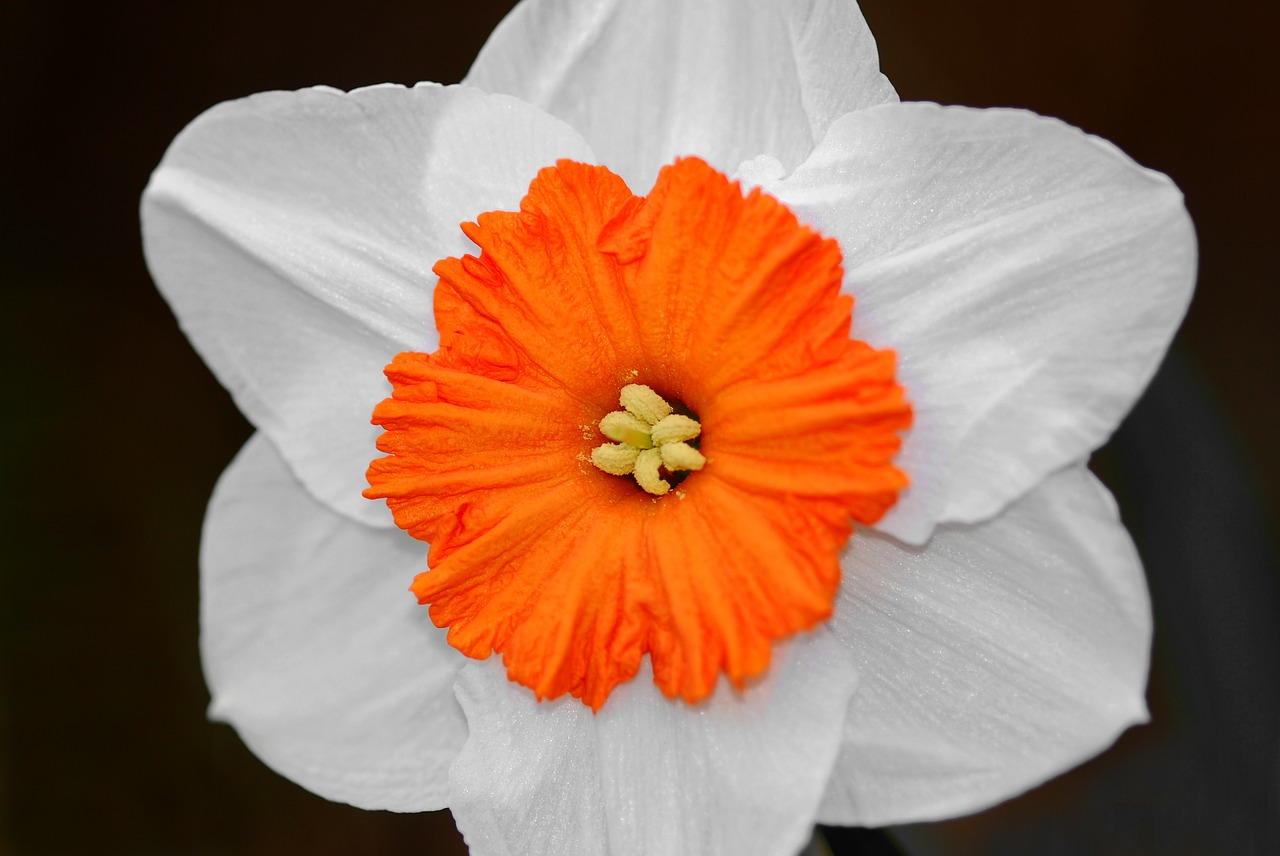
[2,0,1276,853]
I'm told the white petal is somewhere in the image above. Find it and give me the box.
[467,0,896,191]
[143,83,594,528]
[758,102,1196,543]
[817,465,1151,825]
[201,433,467,811]
[450,630,858,856]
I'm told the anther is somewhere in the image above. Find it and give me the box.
[659,442,705,471]
[620,383,673,424]
[633,448,669,495]
[650,414,700,445]
[591,443,641,475]
[599,411,654,448]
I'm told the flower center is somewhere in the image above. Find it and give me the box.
[365,157,912,710]
[590,383,705,496]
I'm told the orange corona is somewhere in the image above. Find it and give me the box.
[365,158,911,710]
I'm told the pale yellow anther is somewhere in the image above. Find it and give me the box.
[599,411,653,449]
[591,443,640,476]
[650,413,701,445]
[633,448,669,495]
[590,384,704,496]
[659,441,706,472]
[620,383,673,425]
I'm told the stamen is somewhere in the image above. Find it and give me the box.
[620,383,673,424]
[650,414,701,445]
[659,441,705,471]
[633,448,669,496]
[599,411,654,448]
[591,384,703,495]
[591,443,640,475]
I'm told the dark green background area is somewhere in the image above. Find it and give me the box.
[2,1,1275,854]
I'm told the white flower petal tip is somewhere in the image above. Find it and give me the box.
[448,630,859,856]
[201,433,468,812]
[819,466,1152,825]
[467,0,897,191]
[142,83,595,530]
[734,154,788,187]
[763,101,1196,545]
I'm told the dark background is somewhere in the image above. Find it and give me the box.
[2,1,1276,853]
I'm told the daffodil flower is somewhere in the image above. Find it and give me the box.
[141,1,1196,854]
